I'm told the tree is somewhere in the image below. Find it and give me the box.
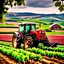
[0,0,25,23]
[53,0,64,12]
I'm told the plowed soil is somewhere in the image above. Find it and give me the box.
[0,52,64,64]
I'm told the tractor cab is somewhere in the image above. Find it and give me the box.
[19,22,36,34]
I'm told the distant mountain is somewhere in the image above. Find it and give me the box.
[15,12,40,16]
[5,13,17,18]
[40,14,64,20]
[5,12,64,20]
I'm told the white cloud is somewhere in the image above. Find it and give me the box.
[8,6,64,14]
[7,0,64,14]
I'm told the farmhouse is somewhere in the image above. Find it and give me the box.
[49,24,62,30]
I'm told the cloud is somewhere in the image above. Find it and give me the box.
[25,0,53,8]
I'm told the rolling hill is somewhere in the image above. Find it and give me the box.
[5,12,64,26]
[5,12,64,20]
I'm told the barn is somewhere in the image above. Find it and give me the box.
[49,24,62,30]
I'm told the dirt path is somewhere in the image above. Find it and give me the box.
[52,30,64,32]
[0,28,18,32]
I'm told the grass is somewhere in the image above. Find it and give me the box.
[41,25,50,30]
[0,32,13,34]
[0,23,15,27]
[55,21,64,26]
[40,25,64,35]
[46,31,64,35]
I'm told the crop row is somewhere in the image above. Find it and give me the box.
[0,45,42,63]
[38,43,64,52]
[0,41,64,60]
[0,41,12,47]
[0,41,64,52]
[27,47,64,59]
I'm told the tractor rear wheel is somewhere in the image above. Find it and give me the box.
[12,34,21,48]
[23,35,33,50]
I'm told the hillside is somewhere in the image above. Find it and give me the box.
[5,12,64,26]
[5,12,64,20]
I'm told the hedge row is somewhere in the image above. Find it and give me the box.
[0,32,13,34]
[0,27,19,28]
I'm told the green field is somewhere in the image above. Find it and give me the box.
[0,23,15,27]
[0,41,64,63]
[46,32,64,35]
[41,25,50,30]
[0,18,64,35]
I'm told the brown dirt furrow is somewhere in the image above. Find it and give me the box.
[0,52,64,64]
[41,59,54,64]
[26,58,58,64]
[42,56,64,64]
[0,53,16,64]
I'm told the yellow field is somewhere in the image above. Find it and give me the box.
[0,28,18,32]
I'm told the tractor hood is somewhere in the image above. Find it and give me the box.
[30,29,46,40]
[30,29,46,34]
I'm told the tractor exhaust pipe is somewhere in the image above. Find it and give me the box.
[39,23,42,29]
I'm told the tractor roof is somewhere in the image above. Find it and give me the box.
[19,22,36,25]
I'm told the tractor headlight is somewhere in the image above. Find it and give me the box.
[41,31,45,33]
[39,31,41,33]
[42,32,45,33]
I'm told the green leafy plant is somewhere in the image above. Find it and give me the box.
[38,43,64,52]
[0,42,42,62]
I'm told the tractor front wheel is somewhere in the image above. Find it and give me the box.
[12,34,21,48]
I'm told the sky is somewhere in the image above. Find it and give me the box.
[8,0,64,14]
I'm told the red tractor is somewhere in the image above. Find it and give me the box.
[12,22,58,49]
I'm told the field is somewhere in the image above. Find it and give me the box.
[0,28,18,32]
[0,34,64,44]
[0,23,64,35]
[0,13,64,64]
[0,41,64,64]
[0,23,15,27]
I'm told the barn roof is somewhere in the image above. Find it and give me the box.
[49,23,61,28]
